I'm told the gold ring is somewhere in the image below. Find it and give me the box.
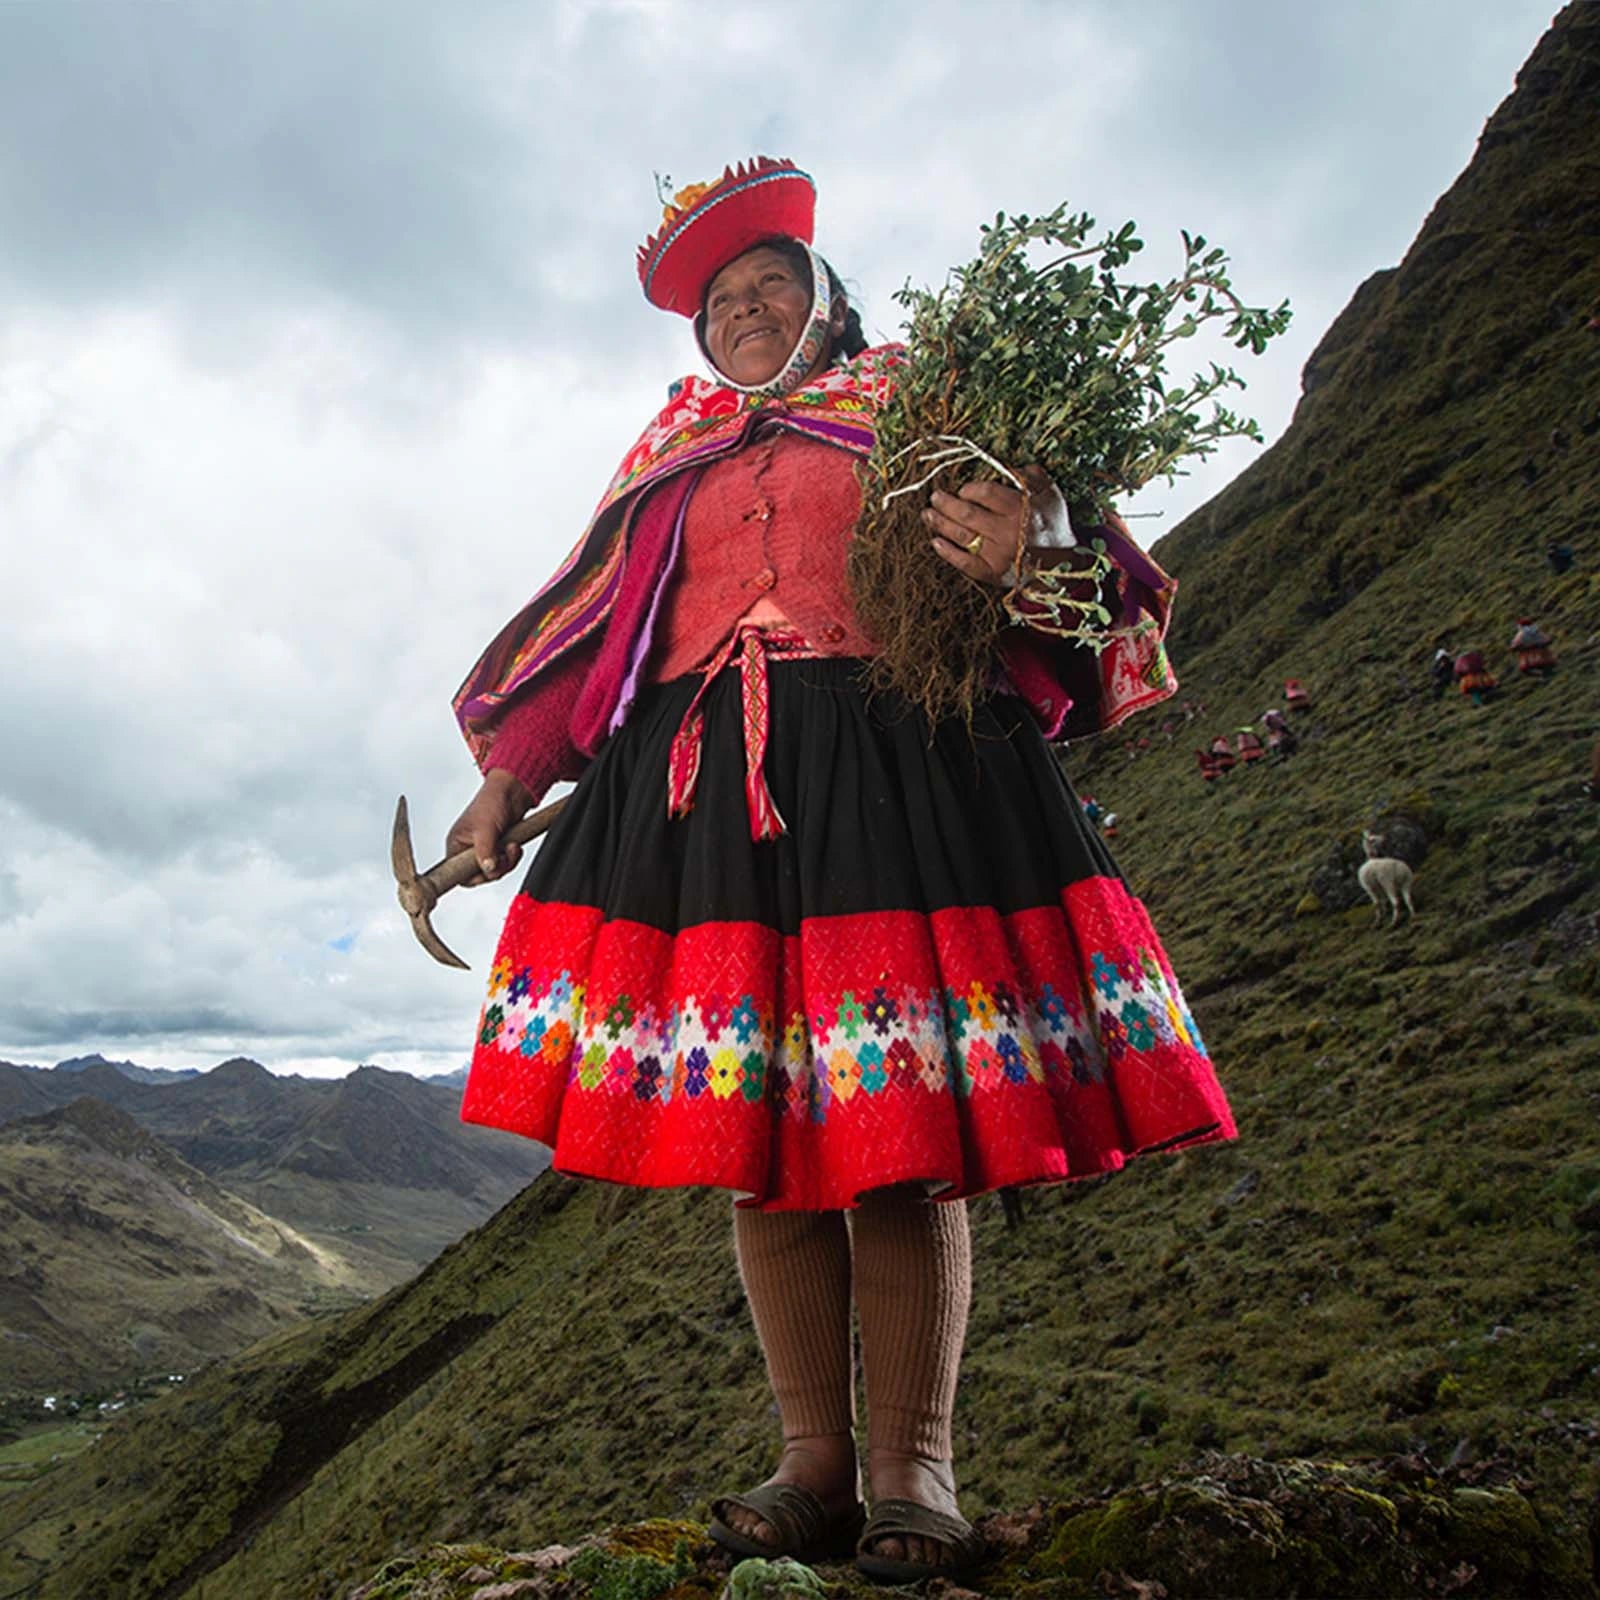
[965,533,985,555]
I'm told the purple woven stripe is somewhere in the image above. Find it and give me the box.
[518,565,623,679]
[1093,520,1166,595]
[781,415,876,447]
[462,563,622,726]
[613,470,698,734]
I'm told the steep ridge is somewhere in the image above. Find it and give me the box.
[0,1099,363,1390]
[0,1058,549,1285]
[2,10,1598,1598]
[1152,5,1599,669]
[0,1063,55,1122]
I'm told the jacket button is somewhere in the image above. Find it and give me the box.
[820,623,845,644]
[753,567,777,590]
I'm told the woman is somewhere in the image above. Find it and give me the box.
[1509,617,1556,677]
[446,158,1234,1583]
[1454,648,1498,706]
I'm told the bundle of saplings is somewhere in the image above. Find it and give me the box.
[847,204,1292,724]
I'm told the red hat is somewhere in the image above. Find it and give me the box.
[638,157,816,316]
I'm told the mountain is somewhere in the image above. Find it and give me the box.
[53,1053,201,1084]
[0,1058,549,1286]
[1152,5,1598,673]
[0,1099,363,1392]
[0,1063,56,1124]
[2,10,1597,1598]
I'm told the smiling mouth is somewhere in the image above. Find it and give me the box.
[735,327,780,348]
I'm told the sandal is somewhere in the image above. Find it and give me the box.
[708,1482,867,1563]
[855,1496,987,1584]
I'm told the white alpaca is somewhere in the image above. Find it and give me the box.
[1357,831,1416,927]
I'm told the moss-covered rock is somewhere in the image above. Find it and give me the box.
[346,1522,709,1600]
[341,1459,1595,1599]
[996,1456,1595,1598]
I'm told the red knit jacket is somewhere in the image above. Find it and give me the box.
[486,429,877,801]
[650,431,876,680]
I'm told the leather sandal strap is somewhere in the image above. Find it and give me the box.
[860,1497,986,1560]
[710,1481,827,1547]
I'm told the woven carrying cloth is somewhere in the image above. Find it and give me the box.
[461,659,1236,1211]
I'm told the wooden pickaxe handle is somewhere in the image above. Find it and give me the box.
[392,794,569,970]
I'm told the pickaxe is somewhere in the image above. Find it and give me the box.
[391,794,568,970]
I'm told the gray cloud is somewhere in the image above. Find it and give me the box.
[0,1,536,334]
[0,0,1559,1074]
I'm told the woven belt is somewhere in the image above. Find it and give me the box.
[667,624,823,841]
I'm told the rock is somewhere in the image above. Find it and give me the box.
[344,1459,1597,1597]
[1368,814,1429,868]
[983,1456,1596,1599]
[1308,821,1425,914]
[502,1546,581,1571]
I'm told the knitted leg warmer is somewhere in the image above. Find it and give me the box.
[732,1206,856,1439]
[851,1188,972,1459]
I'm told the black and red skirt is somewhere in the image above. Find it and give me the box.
[461,656,1235,1210]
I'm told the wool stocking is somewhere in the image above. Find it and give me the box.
[850,1188,971,1460]
[732,1206,856,1440]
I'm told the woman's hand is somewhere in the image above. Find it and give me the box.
[924,465,1075,586]
[446,768,534,886]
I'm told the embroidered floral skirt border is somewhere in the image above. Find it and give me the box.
[461,659,1235,1210]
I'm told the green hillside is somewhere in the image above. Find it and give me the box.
[2,8,1597,1598]
[0,1099,364,1391]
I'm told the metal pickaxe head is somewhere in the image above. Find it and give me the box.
[391,793,569,970]
[392,796,469,969]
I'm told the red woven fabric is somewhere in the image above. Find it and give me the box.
[462,880,1234,1212]
[480,634,597,800]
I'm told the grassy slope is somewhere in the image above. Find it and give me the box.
[3,10,1599,1598]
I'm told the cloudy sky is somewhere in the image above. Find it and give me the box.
[0,0,1557,1078]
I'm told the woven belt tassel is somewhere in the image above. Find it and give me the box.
[666,625,816,841]
[739,629,786,841]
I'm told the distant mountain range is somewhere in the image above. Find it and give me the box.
[53,1054,201,1084]
[0,1054,547,1389]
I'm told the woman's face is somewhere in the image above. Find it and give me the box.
[702,244,817,387]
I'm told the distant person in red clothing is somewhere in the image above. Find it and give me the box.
[1454,649,1498,706]
[1509,617,1557,676]
[437,160,1234,1584]
[1283,678,1312,713]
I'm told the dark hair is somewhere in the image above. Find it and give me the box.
[699,236,868,365]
